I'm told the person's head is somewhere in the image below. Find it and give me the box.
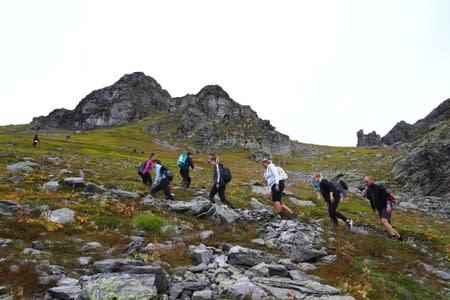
[187,151,193,157]
[149,153,156,160]
[261,158,271,169]
[313,173,322,182]
[208,154,217,165]
[155,159,162,165]
[364,176,373,187]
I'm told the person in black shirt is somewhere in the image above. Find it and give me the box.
[180,152,195,188]
[208,154,234,208]
[314,173,353,229]
[364,176,402,240]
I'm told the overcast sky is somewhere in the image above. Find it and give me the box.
[1,0,449,146]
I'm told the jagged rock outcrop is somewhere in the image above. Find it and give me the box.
[30,72,292,155]
[414,98,450,131]
[382,121,418,145]
[31,72,172,130]
[357,98,449,147]
[147,85,291,155]
[356,129,381,147]
[393,122,450,200]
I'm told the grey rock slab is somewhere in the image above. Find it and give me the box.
[222,276,268,299]
[79,242,102,253]
[46,285,82,300]
[252,277,341,296]
[419,262,450,280]
[32,241,45,250]
[167,197,212,214]
[77,257,91,266]
[169,280,209,299]
[227,246,276,267]
[78,273,157,300]
[58,277,79,287]
[193,248,214,265]
[63,177,85,187]
[7,161,40,173]
[83,183,107,193]
[128,265,170,293]
[92,258,145,273]
[124,237,144,255]
[43,181,59,192]
[111,189,139,199]
[192,289,213,300]
[209,204,240,224]
[49,208,76,224]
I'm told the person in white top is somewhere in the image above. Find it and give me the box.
[262,158,296,218]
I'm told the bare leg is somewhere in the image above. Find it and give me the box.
[381,218,400,238]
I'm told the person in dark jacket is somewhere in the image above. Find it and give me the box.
[208,154,234,208]
[33,134,40,147]
[142,153,156,186]
[364,176,402,240]
[314,173,353,229]
[180,151,195,188]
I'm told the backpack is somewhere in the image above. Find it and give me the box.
[219,163,232,184]
[276,166,288,180]
[331,179,345,194]
[160,165,174,182]
[137,160,147,176]
[177,154,188,168]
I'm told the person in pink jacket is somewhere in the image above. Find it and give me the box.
[142,153,156,186]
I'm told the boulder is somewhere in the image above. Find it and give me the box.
[78,273,157,300]
[49,208,76,224]
[43,181,59,192]
[63,177,85,187]
[92,259,145,273]
[7,161,40,173]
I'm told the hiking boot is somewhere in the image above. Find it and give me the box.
[391,235,404,241]
[346,219,353,230]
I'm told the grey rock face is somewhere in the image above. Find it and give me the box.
[356,130,381,147]
[393,123,449,200]
[31,72,172,130]
[382,121,418,145]
[227,246,276,267]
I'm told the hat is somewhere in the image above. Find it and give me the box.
[262,158,271,163]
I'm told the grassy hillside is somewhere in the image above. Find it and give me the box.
[0,122,448,299]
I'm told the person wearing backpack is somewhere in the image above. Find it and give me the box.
[262,158,296,218]
[363,176,403,241]
[314,173,353,229]
[141,153,156,186]
[151,160,174,200]
[179,151,195,188]
[208,154,234,208]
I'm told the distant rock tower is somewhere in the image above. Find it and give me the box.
[356,129,381,147]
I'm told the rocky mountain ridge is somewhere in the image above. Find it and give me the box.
[31,72,292,156]
[357,98,449,147]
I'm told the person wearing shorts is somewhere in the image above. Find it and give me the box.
[262,158,295,218]
[364,176,402,240]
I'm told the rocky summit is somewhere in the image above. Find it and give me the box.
[31,72,292,155]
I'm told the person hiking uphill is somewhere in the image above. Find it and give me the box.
[142,153,156,186]
[262,158,296,218]
[208,154,234,208]
[179,151,195,188]
[151,160,174,200]
[33,134,40,147]
[364,176,403,241]
[314,173,353,229]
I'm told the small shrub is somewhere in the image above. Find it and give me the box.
[134,213,164,233]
